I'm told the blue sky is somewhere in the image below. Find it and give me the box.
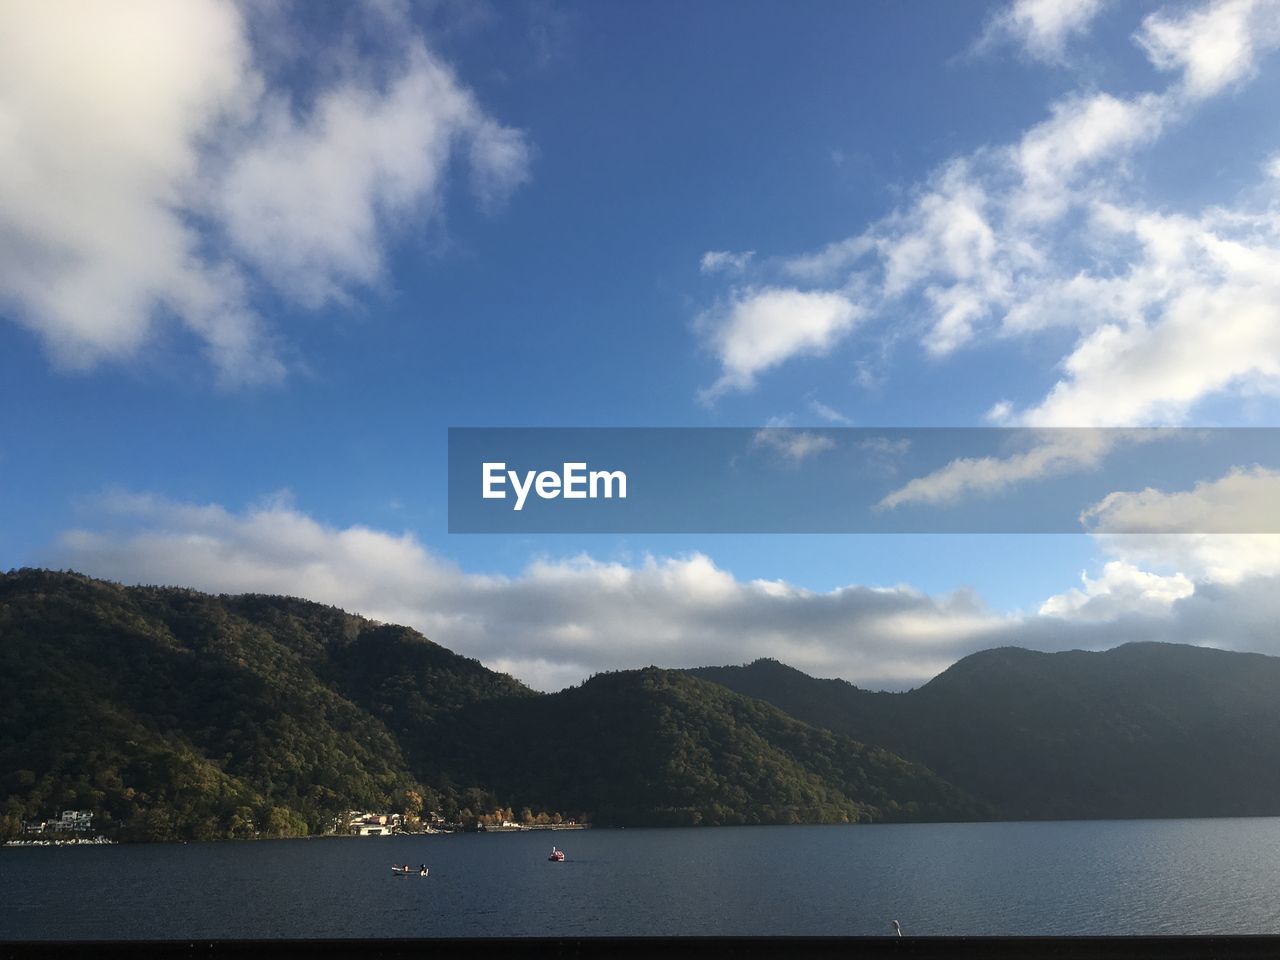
[4,0,1280,690]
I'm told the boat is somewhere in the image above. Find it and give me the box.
[392,864,429,876]
[548,846,565,861]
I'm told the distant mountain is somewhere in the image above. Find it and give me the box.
[440,667,987,826]
[691,643,1280,820]
[0,570,982,839]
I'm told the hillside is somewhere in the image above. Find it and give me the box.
[441,667,987,826]
[0,569,981,839]
[12,567,1274,836]
[692,644,1280,820]
[0,569,533,840]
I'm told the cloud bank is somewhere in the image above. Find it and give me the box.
[51,491,1005,692]
[44,485,1280,694]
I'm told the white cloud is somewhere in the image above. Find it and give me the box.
[218,43,527,308]
[700,250,755,274]
[1033,466,1280,627]
[856,436,912,477]
[879,162,998,295]
[1137,0,1280,100]
[52,491,1012,692]
[1024,524,1280,651]
[0,0,274,384]
[1082,465,1280,534]
[697,0,1280,423]
[1038,560,1194,620]
[1010,92,1169,223]
[468,117,535,211]
[986,400,1015,423]
[750,427,836,462]
[1076,466,1280,589]
[767,162,1006,368]
[807,398,853,425]
[878,430,1121,510]
[0,0,529,383]
[977,0,1110,63]
[698,287,862,399]
[783,236,874,283]
[48,489,1280,691]
[1091,533,1280,587]
[1011,203,1280,427]
[874,89,1171,356]
[766,88,1170,365]
[859,437,911,457]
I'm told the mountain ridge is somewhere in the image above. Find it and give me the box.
[7,568,1278,838]
[691,641,1280,820]
[0,569,982,839]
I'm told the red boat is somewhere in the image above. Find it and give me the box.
[548,846,565,861]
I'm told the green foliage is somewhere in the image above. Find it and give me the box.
[0,569,526,840]
[439,667,987,826]
[0,569,985,839]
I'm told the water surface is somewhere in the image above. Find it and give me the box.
[3,819,1277,939]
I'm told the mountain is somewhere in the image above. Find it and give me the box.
[438,667,987,826]
[0,568,532,840]
[0,569,980,839]
[691,644,1280,820]
[14,567,1276,837]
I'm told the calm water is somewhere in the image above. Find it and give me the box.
[4,819,1280,939]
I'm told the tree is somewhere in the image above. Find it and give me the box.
[264,806,308,838]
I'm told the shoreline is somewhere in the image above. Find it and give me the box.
[3,825,591,847]
[4,837,115,847]
[19,813,1280,847]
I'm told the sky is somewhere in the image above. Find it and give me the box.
[4,0,1280,691]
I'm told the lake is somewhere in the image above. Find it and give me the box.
[3,819,1278,939]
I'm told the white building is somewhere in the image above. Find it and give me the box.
[47,810,93,832]
[348,812,402,836]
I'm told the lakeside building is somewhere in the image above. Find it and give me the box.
[348,811,403,836]
[22,810,93,835]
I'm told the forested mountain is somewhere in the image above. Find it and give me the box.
[435,668,987,826]
[0,570,980,840]
[0,569,529,840]
[691,644,1280,820]
[9,568,1277,841]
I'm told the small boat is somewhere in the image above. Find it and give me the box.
[548,846,565,861]
[392,864,428,876]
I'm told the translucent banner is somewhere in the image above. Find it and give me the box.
[447,427,1280,534]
